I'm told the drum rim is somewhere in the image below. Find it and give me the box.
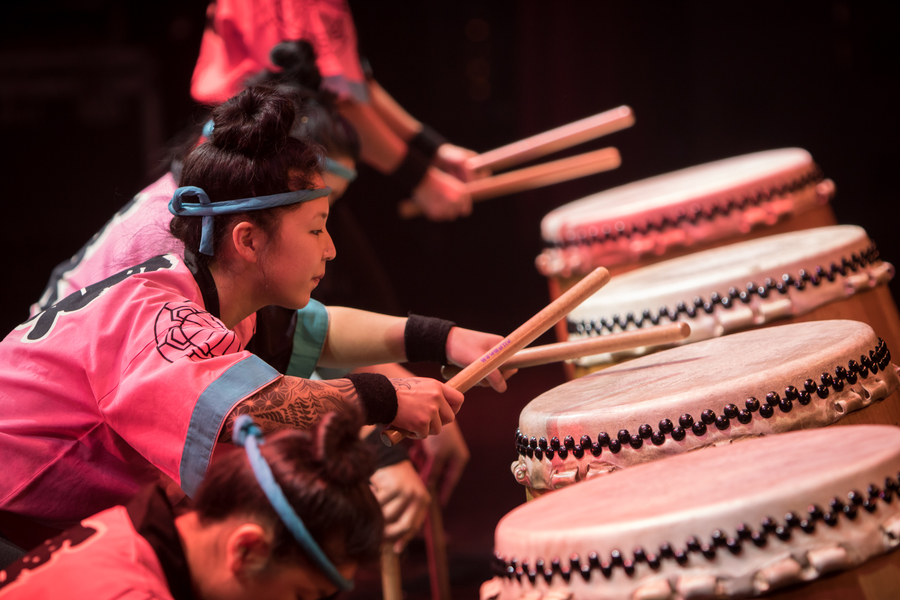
[566,241,884,337]
[540,151,822,246]
[515,336,891,463]
[495,426,900,597]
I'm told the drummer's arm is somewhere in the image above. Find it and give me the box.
[336,99,472,220]
[218,373,463,442]
[320,306,511,391]
[367,79,422,142]
[218,376,360,441]
[318,306,406,366]
[335,98,407,174]
[367,79,481,182]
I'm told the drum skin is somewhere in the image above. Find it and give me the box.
[488,426,900,600]
[565,226,900,377]
[547,202,838,292]
[540,148,838,350]
[513,320,900,496]
[539,148,837,282]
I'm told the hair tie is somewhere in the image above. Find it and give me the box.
[202,119,215,139]
[233,415,353,591]
[169,185,331,256]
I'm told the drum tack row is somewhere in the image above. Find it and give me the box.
[482,148,900,599]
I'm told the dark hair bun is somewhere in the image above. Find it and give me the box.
[208,86,296,158]
[270,40,323,93]
[315,409,375,486]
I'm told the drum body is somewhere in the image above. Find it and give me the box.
[536,149,837,349]
[512,320,899,497]
[538,148,836,281]
[487,426,900,600]
[567,226,900,377]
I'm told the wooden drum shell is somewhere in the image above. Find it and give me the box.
[515,321,900,499]
[765,549,900,600]
[491,427,900,600]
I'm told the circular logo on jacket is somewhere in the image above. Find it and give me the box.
[154,302,241,362]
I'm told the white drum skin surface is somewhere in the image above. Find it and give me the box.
[490,426,900,600]
[566,225,895,368]
[537,149,834,278]
[513,320,899,494]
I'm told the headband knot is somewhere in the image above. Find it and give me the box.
[168,185,331,256]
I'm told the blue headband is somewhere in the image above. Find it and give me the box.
[204,119,355,183]
[169,185,330,255]
[234,415,353,591]
[323,157,358,182]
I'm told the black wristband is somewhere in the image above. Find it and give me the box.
[408,124,448,160]
[363,427,409,468]
[347,373,398,425]
[359,56,375,81]
[390,146,431,195]
[405,314,456,364]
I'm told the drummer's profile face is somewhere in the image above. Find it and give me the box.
[260,172,334,310]
[179,512,357,600]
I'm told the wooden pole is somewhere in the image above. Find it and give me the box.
[381,545,403,600]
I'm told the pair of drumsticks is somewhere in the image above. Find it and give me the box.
[380,267,690,600]
[398,105,635,219]
[381,268,690,446]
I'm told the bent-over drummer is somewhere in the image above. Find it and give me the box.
[0,87,509,550]
[0,412,381,600]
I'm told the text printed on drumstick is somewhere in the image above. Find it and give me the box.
[480,339,512,363]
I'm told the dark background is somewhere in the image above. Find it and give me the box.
[2,1,898,336]
[1,0,898,595]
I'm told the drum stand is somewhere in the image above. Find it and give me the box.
[381,488,452,600]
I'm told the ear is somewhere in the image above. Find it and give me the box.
[231,221,266,263]
[225,523,273,577]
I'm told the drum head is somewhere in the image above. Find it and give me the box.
[538,148,828,276]
[490,426,900,600]
[514,320,898,492]
[566,226,893,366]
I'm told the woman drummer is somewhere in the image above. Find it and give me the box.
[0,412,382,599]
[27,73,469,551]
[0,86,506,548]
[192,0,480,221]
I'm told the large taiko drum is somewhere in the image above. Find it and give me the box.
[538,148,836,283]
[512,320,899,498]
[565,226,899,377]
[486,426,900,600]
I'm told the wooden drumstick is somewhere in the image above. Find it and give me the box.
[467,105,634,173]
[398,147,621,219]
[439,322,691,380]
[381,267,612,446]
[380,544,403,600]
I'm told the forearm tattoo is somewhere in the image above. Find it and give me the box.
[219,377,359,442]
